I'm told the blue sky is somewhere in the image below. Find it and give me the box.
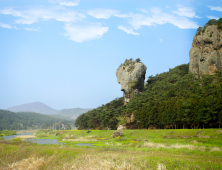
[0,0,221,110]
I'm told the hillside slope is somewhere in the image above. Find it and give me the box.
[75,63,222,129]
[0,110,72,130]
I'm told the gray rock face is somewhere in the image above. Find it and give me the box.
[116,59,147,104]
[189,25,222,75]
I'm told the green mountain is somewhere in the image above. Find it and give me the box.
[75,63,222,130]
[75,19,222,130]
[0,110,73,131]
[6,102,92,120]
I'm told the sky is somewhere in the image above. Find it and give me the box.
[0,0,222,110]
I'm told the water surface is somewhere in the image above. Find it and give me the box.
[3,133,62,145]
[76,143,95,147]
[27,138,62,145]
[3,133,96,146]
[3,133,32,140]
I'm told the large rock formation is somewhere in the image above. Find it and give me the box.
[116,59,146,104]
[189,23,222,75]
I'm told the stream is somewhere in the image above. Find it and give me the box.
[3,133,94,146]
[3,133,62,145]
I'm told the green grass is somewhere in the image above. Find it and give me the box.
[0,130,17,136]
[1,129,222,169]
[36,129,222,147]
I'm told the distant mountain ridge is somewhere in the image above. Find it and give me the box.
[6,102,93,120]
[6,102,57,115]
[53,108,92,120]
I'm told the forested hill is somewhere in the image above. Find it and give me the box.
[0,110,73,131]
[6,102,92,120]
[75,63,222,130]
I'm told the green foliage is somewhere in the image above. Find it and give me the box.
[206,19,218,26]
[76,63,222,130]
[136,58,141,62]
[0,110,73,130]
[126,63,222,129]
[197,18,222,35]
[119,58,142,73]
[75,98,125,129]
[128,80,138,88]
[196,26,202,35]
[0,130,16,136]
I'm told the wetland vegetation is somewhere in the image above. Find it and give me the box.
[1,129,222,169]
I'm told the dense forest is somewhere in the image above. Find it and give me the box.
[75,97,124,129]
[75,63,222,129]
[0,110,73,131]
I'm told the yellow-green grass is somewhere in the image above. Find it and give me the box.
[36,129,222,147]
[10,129,219,169]
[0,140,222,170]
[0,130,17,136]
[36,129,222,158]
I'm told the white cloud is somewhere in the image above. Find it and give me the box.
[207,16,219,20]
[172,7,201,18]
[208,6,222,12]
[136,8,149,13]
[64,22,109,42]
[159,39,163,43]
[117,25,139,35]
[48,0,80,6]
[87,9,128,19]
[0,22,16,29]
[0,7,86,25]
[24,27,40,32]
[128,7,199,30]
[166,6,169,9]
[151,7,162,14]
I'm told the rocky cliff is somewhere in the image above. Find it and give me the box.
[116,59,146,104]
[189,19,222,75]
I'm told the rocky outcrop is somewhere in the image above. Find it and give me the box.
[189,25,222,75]
[111,130,123,138]
[117,125,126,130]
[116,59,147,104]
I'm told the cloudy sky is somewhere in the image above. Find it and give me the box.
[0,0,221,110]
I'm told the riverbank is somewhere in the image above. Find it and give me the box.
[0,129,222,169]
[16,130,38,133]
[0,130,16,136]
[15,135,36,139]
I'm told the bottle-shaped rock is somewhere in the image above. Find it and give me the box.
[116,58,147,105]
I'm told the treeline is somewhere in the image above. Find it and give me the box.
[196,18,222,35]
[0,110,73,131]
[75,63,222,129]
[75,98,125,129]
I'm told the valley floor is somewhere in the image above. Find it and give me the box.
[1,129,222,170]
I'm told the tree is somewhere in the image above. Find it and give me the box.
[136,58,141,62]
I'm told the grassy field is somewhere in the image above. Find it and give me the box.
[0,130,17,136]
[0,129,222,169]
